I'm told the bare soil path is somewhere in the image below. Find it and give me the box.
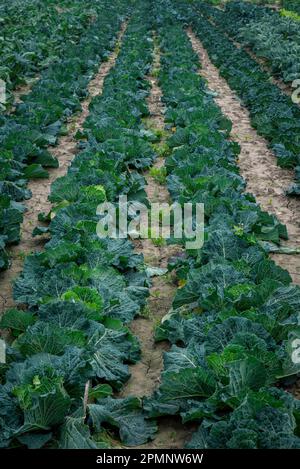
[187,28,300,285]
[119,36,195,449]
[0,22,128,313]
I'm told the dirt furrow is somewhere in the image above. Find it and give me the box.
[119,36,194,449]
[187,28,300,285]
[0,22,128,313]
[120,36,172,399]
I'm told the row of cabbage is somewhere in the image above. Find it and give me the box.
[0,0,129,272]
[196,1,300,84]
[0,0,103,98]
[0,0,158,449]
[144,0,300,449]
[283,0,300,15]
[180,1,300,197]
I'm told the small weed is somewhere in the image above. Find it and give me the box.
[151,289,161,298]
[17,250,26,261]
[281,9,300,22]
[152,141,170,158]
[140,305,152,319]
[153,318,161,329]
[151,68,160,78]
[151,236,166,247]
[164,272,174,284]
[152,128,165,140]
[68,122,75,131]
[142,117,157,130]
[149,166,167,184]
[233,224,244,237]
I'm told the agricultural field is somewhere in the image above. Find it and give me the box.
[0,0,300,454]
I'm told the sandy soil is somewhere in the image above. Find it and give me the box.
[0,23,128,313]
[187,29,300,286]
[119,37,195,449]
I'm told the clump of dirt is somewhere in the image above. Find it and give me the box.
[0,23,128,313]
[187,29,300,286]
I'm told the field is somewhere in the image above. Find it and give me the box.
[0,0,300,451]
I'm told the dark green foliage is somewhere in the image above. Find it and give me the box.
[0,0,129,271]
[147,0,300,449]
[0,2,155,448]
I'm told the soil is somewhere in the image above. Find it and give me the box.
[0,23,128,314]
[119,36,195,449]
[243,46,295,98]
[187,28,300,286]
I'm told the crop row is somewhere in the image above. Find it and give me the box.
[177,0,300,197]
[196,1,300,84]
[144,0,300,449]
[0,0,129,272]
[0,1,158,449]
